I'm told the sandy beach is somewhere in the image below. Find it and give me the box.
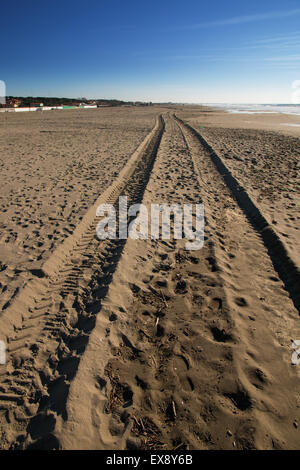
[0,107,162,314]
[0,106,299,450]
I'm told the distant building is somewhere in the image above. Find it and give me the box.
[6,98,22,108]
[30,102,43,108]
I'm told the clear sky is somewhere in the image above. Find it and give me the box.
[1,0,300,103]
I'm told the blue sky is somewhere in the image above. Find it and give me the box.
[1,0,300,103]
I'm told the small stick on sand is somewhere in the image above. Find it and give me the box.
[173,442,185,451]
[160,289,168,307]
[155,316,159,327]
[172,400,177,418]
[132,415,140,427]
[151,355,157,367]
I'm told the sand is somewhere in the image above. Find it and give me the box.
[179,107,300,274]
[0,107,161,314]
[0,106,299,450]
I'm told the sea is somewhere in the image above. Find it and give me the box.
[205,103,300,116]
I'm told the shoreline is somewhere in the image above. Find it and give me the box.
[176,104,300,136]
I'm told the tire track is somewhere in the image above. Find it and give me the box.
[0,115,164,449]
[1,112,299,450]
[55,114,299,450]
[174,115,300,449]
[56,113,239,450]
[175,115,300,314]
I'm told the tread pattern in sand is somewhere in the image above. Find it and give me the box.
[0,111,299,450]
[0,114,164,449]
